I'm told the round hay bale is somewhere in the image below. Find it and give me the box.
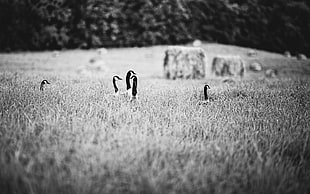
[163,46,206,79]
[249,62,262,72]
[284,51,291,58]
[297,53,307,60]
[97,47,108,55]
[52,51,60,58]
[212,55,245,78]
[193,39,202,47]
[265,69,277,78]
[247,49,257,57]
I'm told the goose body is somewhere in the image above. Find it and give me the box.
[40,80,50,91]
[125,70,136,96]
[112,75,123,95]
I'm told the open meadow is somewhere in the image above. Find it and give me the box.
[0,44,310,194]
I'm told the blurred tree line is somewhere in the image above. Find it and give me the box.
[0,0,309,55]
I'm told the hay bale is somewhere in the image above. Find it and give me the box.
[212,56,245,77]
[52,51,60,58]
[265,69,277,78]
[247,49,257,57]
[284,51,291,58]
[249,62,262,72]
[297,53,307,60]
[193,39,202,47]
[163,46,206,79]
[97,47,108,55]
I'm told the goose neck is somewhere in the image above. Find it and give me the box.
[204,87,208,101]
[113,79,118,93]
[132,78,137,97]
[126,74,131,90]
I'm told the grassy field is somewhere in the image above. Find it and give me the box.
[0,44,310,194]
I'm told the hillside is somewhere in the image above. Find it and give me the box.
[1,43,309,80]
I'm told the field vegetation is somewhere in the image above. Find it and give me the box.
[0,44,310,194]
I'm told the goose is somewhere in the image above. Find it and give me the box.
[125,70,136,96]
[130,75,138,101]
[198,84,213,105]
[40,80,50,91]
[112,75,123,95]
[203,84,211,103]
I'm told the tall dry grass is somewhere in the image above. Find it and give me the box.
[0,71,310,194]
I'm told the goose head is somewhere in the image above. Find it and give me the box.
[40,80,50,91]
[41,80,50,85]
[126,70,136,90]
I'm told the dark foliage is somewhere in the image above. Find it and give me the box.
[0,0,309,55]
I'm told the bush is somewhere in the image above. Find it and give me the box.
[0,0,309,56]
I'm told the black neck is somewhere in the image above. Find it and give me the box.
[132,77,137,97]
[126,73,131,90]
[204,87,208,100]
[113,79,118,93]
